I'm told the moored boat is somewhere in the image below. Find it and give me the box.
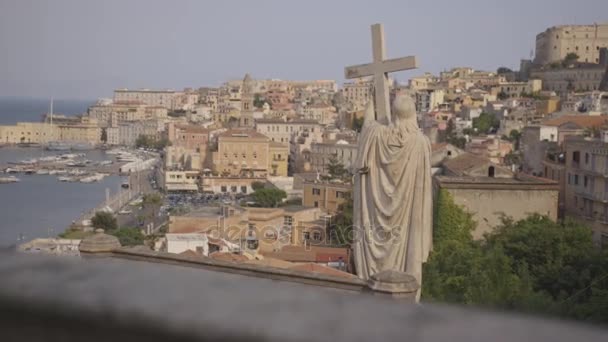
[0,176,20,184]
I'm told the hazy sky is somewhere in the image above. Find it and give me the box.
[1,0,607,100]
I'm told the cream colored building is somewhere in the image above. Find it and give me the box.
[213,130,288,177]
[341,79,373,108]
[309,139,358,174]
[564,137,608,246]
[409,73,439,91]
[493,79,543,98]
[163,170,201,192]
[302,181,351,214]
[168,205,325,252]
[0,122,58,144]
[436,153,559,239]
[113,88,178,109]
[57,117,101,145]
[416,88,445,113]
[255,118,322,144]
[534,24,608,65]
[530,65,605,95]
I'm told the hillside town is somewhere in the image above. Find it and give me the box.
[4,22,608,323]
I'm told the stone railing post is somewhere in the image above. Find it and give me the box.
[366,270,419,302]
[79,229,121,257]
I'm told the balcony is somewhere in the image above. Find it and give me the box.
[574,190,608,203]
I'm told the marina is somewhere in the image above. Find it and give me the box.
[0,148,158,183]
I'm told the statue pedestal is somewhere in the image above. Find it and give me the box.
[367,270,419,302]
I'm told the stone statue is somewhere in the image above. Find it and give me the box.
[352,94,433,296]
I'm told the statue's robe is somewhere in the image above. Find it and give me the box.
[353,118,433,286]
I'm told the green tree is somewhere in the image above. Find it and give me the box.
[445,119,467,148]
[508,129,522,150]
[136,135,170,150]
[503,151,521,167]
[330,192,354,245]
[327,154,348,180]
[432,190,476,247]
[253,94,267,109]
[497,67,513,74]
[154,137,170,150]
[109,227,144,246]
[251,181,266,191]
[563,53,579,67]
[227,116,239,128]
[472,112,500,135]
[497,91,509,100]
[352,116,364,132]
[91,211,118,231]
[100,128,108,144]
[142,193,162,224]
[251,188,287,208]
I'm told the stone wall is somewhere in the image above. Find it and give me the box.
[444,187,559,239]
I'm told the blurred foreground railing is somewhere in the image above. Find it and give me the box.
[0,249,606,342]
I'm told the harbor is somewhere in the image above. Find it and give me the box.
[0,146,159,246]
[0,148,158,183]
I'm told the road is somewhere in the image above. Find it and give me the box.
[116,168,167,234]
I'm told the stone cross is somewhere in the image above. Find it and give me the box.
[344,23,418,123]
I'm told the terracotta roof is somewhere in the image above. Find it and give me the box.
[209,252,249,263]
[269,141,288,148]
[244,257,294,269]
[542,115,608,128]
[176,125,210,134]
[179,249,202,258]
[262,245,349,263]
[218,130,268,140]
[442,153,498,176]
[288,263,355,279]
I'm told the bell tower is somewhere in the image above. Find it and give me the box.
[241,73,254,127]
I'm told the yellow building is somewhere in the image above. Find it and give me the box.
[536,96,561,116]
[0,122,58,144]
[269,141,288,177]
[302,181,351,214]
[163,170,201,192]
[58,117,101,144]
[214,130,283,177]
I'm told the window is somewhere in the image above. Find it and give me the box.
[574,174,579,185]
[573,151,580,164]
[313,231,322,241]
[602,234,608,249]
[303,232,310,240]
[312,188,321,195]
[585,153,590,164]
[284,216,293,227]
[231,186,237,193]
[584,176,588,187]
[488,166,495,178]
[336,191,346,199]
[314,201,319,208]
[220,185,227,192]
[241,186,247,193]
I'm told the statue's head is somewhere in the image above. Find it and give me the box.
[392,94,416,121]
